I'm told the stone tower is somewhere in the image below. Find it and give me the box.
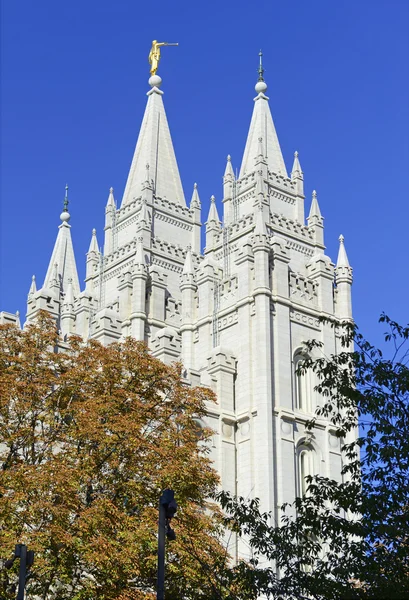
[24,64,353,559]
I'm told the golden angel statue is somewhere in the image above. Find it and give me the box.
[148,40,178,76]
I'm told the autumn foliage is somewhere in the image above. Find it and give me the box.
[0,312,227,599]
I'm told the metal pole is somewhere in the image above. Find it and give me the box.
[157,499,166,600]
[16,544,27,600]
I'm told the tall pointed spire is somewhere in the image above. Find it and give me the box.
[121,77,186,207]
[240,53,287,178]
[337,234,350,268]
[43,186,80,297]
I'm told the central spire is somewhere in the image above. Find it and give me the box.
[239,53,287,178]
[121,75,186,207]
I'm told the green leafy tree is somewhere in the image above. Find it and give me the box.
[0,312,231,600]
[216,315,409,599]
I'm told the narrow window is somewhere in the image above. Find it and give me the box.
[299,449,314,497]
[295,355,308,411]
[294,353,315,413]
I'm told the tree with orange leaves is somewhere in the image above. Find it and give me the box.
[0,312,231,599]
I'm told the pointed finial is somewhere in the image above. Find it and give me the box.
[194,182,198,189]
[255,50,268,94]
[64,184,69,211]
[109,186,114,193]
[294,151,298,158]
[258,50,264,82]
[339,234,344,244]
[60,184,71,222]
[313,190,317,198]
[211,195,215,203]
[92,228,96,236]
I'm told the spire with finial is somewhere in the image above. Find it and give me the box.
[190,182,201,209]
[42,188,80,297]
[224,155,235,180]
[308,190,322,220]
[106,187,116,208]
[207,195,220,224]
[121,54,186,207]
[291,151,303,179]
[335,234,353,319]
[337,234,350,268]
[240,52,287,178]
[88,228,99,254]
[307,189,324,247]
[28,275,37,297]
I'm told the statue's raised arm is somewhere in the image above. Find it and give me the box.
[148,40,179,76]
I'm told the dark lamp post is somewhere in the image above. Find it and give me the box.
[157,489,177,600]
[4,544,34,600]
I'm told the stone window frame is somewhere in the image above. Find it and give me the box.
[293,350,315,413]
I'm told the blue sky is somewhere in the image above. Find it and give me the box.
[1,0,408,348]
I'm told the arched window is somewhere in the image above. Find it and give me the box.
[298,446,315,497]
[294,352,315,413]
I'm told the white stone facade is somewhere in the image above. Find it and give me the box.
[22,70,354,559]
